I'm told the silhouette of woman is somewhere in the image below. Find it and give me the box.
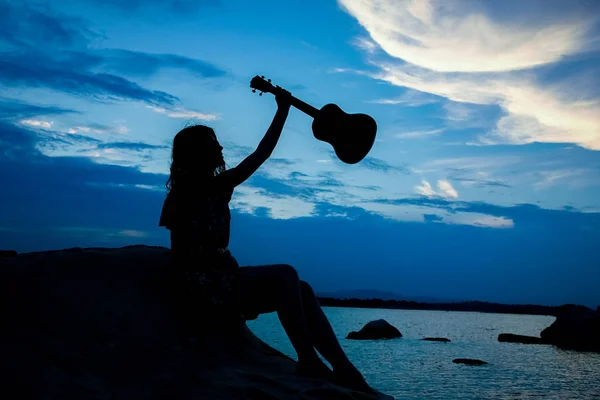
[159,90,375,393]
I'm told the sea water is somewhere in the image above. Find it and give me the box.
[247,307,600,399]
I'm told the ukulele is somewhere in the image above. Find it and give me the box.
[250,75,377,164]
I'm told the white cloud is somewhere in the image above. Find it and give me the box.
[415,179,459,199]
[148,106,219,121]
[437,179,459,199]
[395,128,443,139]
[362,202,513,228]
[444,213,514,228]
[338,0,594,73]
[337,0,600,150]
[415,179,436,196]
[20,119,53,129]
[68,124,129,135]
[231,186,315,219]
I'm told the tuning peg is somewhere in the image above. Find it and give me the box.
[267,79,271,83]
[259,92,263,96]
[261,75,265,79]
[252,89,256,93]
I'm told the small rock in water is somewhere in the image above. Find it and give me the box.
[347,319,402,340]
[498,333,547,344]
[422,337,451,342]
[453,358,487,366]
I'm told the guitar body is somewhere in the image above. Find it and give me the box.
[312,104,377,164]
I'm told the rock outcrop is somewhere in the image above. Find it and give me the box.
[497,333,548,345]
[422,337,450,342]
[452,359,487,366]
[347,319,402,340]
[0,245,387,399]
[540,304,600,352]
[0,249,17,258]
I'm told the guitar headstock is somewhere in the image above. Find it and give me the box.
[250,75,282,96]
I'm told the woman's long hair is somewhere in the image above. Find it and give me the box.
[165,125,226,197]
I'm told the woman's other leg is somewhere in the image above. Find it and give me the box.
[298,280,372,391]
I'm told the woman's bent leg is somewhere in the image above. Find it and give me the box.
[236,265,330,375]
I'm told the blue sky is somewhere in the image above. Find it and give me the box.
[1,0,599,306]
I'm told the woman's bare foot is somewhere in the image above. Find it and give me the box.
[332,365,374,393]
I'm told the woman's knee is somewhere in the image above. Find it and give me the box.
[299,279,312,294]
[275,264,299,281]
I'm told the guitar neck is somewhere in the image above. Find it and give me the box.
[289,96,320,119]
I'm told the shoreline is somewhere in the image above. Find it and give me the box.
[316,297,561,317]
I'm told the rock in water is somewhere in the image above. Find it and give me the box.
[347,319,402,340]
[540,304,600,352]
[453,359,487,366]
[497,333,548,345]
[0,245,390,400]
[422,337,451,342]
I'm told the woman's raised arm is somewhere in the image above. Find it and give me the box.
[218,90,292,188]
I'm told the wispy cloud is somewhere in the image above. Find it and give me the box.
[68,123,128,135]
[395,128,443,139]
[20,119,53,129]
[97,141,168,151]
[367,88,439,106]
[351,36,378,54]
[533,169,589,189]
[338,0,600,150]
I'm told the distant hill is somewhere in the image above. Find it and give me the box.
[317,289,456,304]
[316,296,561,317]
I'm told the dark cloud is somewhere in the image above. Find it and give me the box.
[63,0,220,14]
[0,3,227,107]
[0,55,179,106]
[98,49,226,79]
[245,173,331,200]
[423,213,444,223]
[264,158,296,167]
[452,177,512,188]
[446,167,512,188]
[316,173,345,188]
[0,98,79,120]
[0,2,97,48]
[359,156,411,174]
[373,196,600,231]
[98,142,168,151]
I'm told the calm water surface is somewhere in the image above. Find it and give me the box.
[247,307,600,399]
